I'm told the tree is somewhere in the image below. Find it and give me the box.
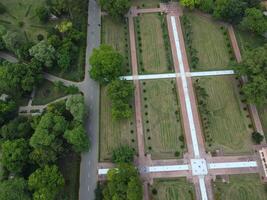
[213,0,247,24]
[29,40,56,68]
[180,0,200,9]
[17,42,34,61]
[28,165,65,200]
[0,25,6,50]
[56,21,73,33]
[107,79,134,119]
[0,178,31,200]
[240,8,267,35]
[112,146,135,164]
[89,44,124,85]
[100,0,130,19]
[0,99,17,126]
[2,31,22,53]
[66,94,86,123]
[0,3,6,14]
[199,0,214,13]
[36,7,50,23]
[1,139,30,173]
[252,132,264,144]
[103,163,142,200]
[64,125,89,152]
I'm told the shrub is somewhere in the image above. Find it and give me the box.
[252,132,264,144]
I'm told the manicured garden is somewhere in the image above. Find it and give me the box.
[101,16,131,74]
[194,76,254,154]
[150,178,195,200]
[141,79,185,159]
[135,13,173,74]
[213,174,267,200]
[99,86,137,161]
[182,12,232,71]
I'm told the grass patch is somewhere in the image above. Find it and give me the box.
[32,80,68,105]
[57,152,80,200]
[194,76,254,154]
[135,13,173,74]
[141,79,185,159]
[101,16,131,75]
[99,86,137,161]
[150,178,195,200]
[213,174,267,200]
[184,12,231,71]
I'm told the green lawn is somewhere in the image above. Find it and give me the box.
[99,86,137,161]
[213,174,267,200]
[57,152,80,200]
[32,80,68,105]
[186,12,231,71]
[235,28,266,56]
[194,76,254,154]
[141,79,185,159]
[150,178,195,200]
[101,16,131,75]
[135,13,173,74]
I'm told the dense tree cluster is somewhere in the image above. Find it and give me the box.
[112,146,135,164]
[100,0,130,19]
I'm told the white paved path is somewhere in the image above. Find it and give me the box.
[209,161,257,169]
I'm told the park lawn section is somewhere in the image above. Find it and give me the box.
[135,13,172,74]
[101,16,131,75]
[99,86,137,161]
[194,76,254,154]
[185,12,231,71]
[150,178,195,200]
[141,79,185,159]
[32,80,68,105]
[213,174,267,200]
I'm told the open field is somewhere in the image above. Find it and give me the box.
[99,86,137,161]
[135,13,173,74]
[32,80,68,105]
[101,16,131,75]
[141,79,185,159]
[0,0,51,42]
[185,12,231,71]
[235,28,266,55]
[150,178,195,200]
[194,76,254,154]
[213,174,267,200]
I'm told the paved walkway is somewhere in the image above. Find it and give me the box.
[0,51,18,63]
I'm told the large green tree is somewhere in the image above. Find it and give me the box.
[28,165,65,200]
[1,139,30,173]
[0,99,17,126]
[112,146,135,164]
[180,0,200,9]
[2,31,22,53]
[66,94,86,123]
[240,8,267,35]
[89,45,123,85]
[100,0,130,19]
[0,178,31,200]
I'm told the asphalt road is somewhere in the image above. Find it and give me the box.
[79,0,100,200]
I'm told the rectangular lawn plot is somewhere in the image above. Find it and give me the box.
[99,86,137,161]
[213,174,267,200]
[185,12,231,71]
[101,16,131,75]
[135,13,173,74]
[194,76,254,154]
[150,178,195,200]
[141,79,186,159]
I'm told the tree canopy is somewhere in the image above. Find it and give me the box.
[100,0,130,19]
[252,131,264,144]
[0,99,17,126]
[89,45,124,85]
[28,165,65,200]
[66,94,86,123]
[112,146,135,164]
[180,0,200,9]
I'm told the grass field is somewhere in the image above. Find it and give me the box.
[186,12,231,71]
[0,0,51,42]
[32,80,68,105]
[141,79,185,159]
[194,76,254,154]
[135,13,172,74]
[235,28,266,56]
[99,86,137,161]
[101,16,131,75]
[213,174,267,200]
[150,178,195,200]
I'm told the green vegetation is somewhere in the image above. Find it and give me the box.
[130,0,160,8]
[213,174,267,200]
[141,79,185,159]
[112,146,135,164]
[184,12,231,70]
[100,0,130,19]
[100,86,136,161]
[194,76,253,154]
[101,16,131,74]
[150,178,195,200]
[135,13,173,74]
[257,106,267,139]
[181,0,200,8]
